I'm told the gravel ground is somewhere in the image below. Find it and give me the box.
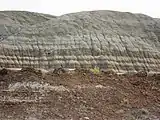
[0,68,159,120]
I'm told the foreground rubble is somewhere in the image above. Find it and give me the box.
[0,68,160,120]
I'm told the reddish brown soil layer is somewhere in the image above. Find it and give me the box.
[0,68,160,120]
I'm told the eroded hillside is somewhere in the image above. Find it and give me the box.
[0,10,160,73]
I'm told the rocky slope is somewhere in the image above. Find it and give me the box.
[0,10,160,73]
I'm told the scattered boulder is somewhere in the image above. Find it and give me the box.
[0,68,8,76]
[52,68,66,75]
[135,71,148,77]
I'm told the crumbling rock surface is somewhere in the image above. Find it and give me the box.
[0,10,160,72]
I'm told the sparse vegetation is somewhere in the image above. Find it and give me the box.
[90,66,100,74]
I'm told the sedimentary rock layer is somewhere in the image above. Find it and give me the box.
[0,10,160,72]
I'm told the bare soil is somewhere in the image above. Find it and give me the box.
[0,68,160,120]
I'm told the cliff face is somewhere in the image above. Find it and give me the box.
[0,10,160,73]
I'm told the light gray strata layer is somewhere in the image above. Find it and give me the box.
[0,10,160,72]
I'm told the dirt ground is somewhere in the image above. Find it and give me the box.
[0,68,160,120]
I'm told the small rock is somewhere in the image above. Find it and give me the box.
[140,108,149,115]
[84,117,89,119]
[0,68,8,76]
[116,109,125,114]
[95,85,105,88]
[136,71,147,77]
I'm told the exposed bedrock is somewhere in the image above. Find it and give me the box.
[0,10,160,73]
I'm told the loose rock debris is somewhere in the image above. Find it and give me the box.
[0,68,160,120]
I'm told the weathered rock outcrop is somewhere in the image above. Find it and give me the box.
[0,10,160,73]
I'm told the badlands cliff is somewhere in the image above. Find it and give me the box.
[0,10,160,73]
